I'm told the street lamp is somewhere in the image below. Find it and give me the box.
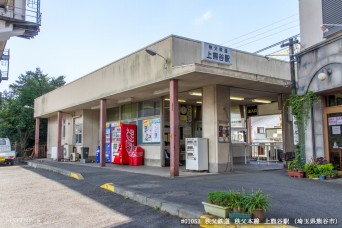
[145,48,166,61]
[145,48,168,69]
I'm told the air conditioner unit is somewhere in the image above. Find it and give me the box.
[63,145,73,159]
[70,152,77,162]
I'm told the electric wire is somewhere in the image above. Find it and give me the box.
[234,25,299,49]
[228,20,299,47]
[220,13,298,45]
[253,34,300,54]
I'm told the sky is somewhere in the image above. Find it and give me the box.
[0,0,300,92]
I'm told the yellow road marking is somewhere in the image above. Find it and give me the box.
[101,183,115,192]
[69,172,84,180]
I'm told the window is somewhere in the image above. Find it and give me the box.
[138,99,160,117]
[121,103,138,120]
[75,124,82,144]
[325,94,342,107]
[0,138,6,145]
[107,107,120,121]
[257,127,264,134]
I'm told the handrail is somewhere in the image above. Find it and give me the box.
[0,4,41,25]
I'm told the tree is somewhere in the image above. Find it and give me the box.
[0,68,65,151]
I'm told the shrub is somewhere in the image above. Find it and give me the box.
[246,190,270,213]
[208,192,231,207]
[317,163,334,177]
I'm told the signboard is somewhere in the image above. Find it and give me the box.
[332,126,341,135]
[202,42,232,65]
[247,105,258,117]
[142,118,161,143]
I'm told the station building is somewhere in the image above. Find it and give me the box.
[34,35,294,174]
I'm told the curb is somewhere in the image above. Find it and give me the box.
[101,182,203,219]
[25,161,202,219]
[25,160,84,180]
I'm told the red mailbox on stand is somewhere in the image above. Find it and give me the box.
[128,146,144,166]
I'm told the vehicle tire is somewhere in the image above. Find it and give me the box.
[10,161,14,166]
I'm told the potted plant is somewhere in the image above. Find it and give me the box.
[317,163,334,181]
[304,162,320,179]
[228,190,252,223]
[288,153,305,178]
[202,192,232,218]
[246,190,270,223]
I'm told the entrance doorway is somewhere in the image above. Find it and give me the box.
[249,115,283,162]
[323,97,342,171]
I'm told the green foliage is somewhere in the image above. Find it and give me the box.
[288,153,305,171]
[287,91,319,127]
[317,163,334,177]
[286,92,319,152]
[207,189,270,213]
[246,190,270,213]
[0,68,65,150]
[304,163,319,176]
[304,158,337,178]
[207,192,232,207]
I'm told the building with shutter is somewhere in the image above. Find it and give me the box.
[298,0,342,170]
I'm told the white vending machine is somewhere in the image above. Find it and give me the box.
[185,138,208,171]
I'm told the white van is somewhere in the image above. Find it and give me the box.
[0,138,16,165]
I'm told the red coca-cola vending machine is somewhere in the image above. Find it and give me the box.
[112,122,137,165]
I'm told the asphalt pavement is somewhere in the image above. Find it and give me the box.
[25,159,342,227]
[0,164,192,228]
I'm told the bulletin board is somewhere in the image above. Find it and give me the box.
[138,118,161,144]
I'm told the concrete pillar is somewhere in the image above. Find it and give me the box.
[170,79,179,177]
[203,85,232,173]
[100,99,107,167]
[57,111,62,161]
[34,118,40,158]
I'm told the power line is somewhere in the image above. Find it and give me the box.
[220,13,298,45]
[253,34,300,54]
[228,20,299,47]
[234,25,299,49]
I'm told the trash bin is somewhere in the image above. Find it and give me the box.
[129,146,144,166]
[81,147,89,159]
[96,146,100,163]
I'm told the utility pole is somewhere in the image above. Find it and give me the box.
[281,38,298,94]
[280,37,298,154]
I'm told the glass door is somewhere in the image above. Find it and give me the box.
[324,107,342,171]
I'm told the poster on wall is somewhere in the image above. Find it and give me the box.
[332,126,341,135]
[218,121,230,143]
[143,118,161,143]
[328,117,337,126]
[336,116,342,125]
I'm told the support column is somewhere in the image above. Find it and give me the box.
[281,94,295,153]
[100,99,107,167]
[57,111,62,161]
[34,118,40,158]
[170,79,179,177]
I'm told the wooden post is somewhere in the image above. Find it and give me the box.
[57,111,62,161]
[100,99,107,167]
[170,79,179,177]
[34,118,40,158]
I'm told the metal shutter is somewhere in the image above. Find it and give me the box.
[322,0,342,37]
